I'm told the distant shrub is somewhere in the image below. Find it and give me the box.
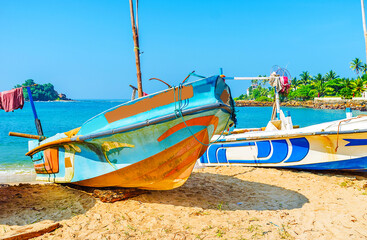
[255,96,272,102]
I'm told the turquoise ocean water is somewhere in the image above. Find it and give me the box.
[0,100,362,179]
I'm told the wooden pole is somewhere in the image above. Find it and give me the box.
[362,0,367,62]
[136,0,139,37]
[9,132,46,140]
[129,0,143,97]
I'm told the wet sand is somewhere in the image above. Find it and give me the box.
[1,166,367,239]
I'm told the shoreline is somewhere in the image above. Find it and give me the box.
[235,100,367,111]
[0,171,36,184]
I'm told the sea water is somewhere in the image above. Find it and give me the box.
[0,100,125,181]
[0,101,362,182]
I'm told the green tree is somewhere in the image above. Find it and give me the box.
[362,63,367,75]
[311,73,333,97]
[350,58,363,76]
[324,70,339,81]
[339,78,354,98]
[291,77,299,90]
[15,79,59,101]
[351,77,367,97]
[299,71,312,85]
[293,85,313,100]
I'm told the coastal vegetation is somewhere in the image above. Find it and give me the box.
[14,79,69,101]
[235,58,367,101]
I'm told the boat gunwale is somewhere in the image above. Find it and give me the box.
[213,128,367,143]
[80,76,217,127]
[26,102,232,156]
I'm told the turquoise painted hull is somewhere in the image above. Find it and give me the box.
[28,76,236,190]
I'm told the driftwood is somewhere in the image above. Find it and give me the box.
[1,222,61,240]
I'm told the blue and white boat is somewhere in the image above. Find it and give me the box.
[199,111,367,172]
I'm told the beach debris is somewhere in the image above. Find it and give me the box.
[1,222,61,240]
[237,202,243,205]
[92,188,147,203]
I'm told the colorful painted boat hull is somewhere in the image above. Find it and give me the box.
[199,116,367,172]
[27,76,236,190]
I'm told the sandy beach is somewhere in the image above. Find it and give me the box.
[1,166,367,239]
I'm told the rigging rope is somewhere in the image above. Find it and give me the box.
[172,82,231,147]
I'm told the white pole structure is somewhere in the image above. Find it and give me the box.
[362,0,367,62]
[224,77,278,81]
[224,76,282,120]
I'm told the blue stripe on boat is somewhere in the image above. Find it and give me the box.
[228,140,288,164]
[217,148,227,163]
[283,156,367,171]
[256,141,271,158]
[344,139,367,146]
[200,142,255,164]
[262,139,288,163]
[284,138,309,163]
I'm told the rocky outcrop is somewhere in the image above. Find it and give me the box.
[58,93,71,101]
[235,100,367,111]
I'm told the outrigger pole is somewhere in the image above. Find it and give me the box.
[26,87,44,136]
[8,86,45,140]
[129,0,143,97]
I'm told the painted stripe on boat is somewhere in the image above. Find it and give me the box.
[76,103,231,141]
[104,85,194,123]
[344,139,367,146]
[256,141,271,158]
[284,138,310,163]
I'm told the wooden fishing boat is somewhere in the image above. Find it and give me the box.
[199,67,367,172]
[7,1,236,190]
[199,115,367,172]
[26,75,236,190]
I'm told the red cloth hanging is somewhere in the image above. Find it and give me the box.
[0,87,24,112]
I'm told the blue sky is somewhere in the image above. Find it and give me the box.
[0,0,365,99]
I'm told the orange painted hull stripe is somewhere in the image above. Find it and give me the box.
[157,115,219,142]
[74,128,212,190]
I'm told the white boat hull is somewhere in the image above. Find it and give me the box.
[199,116,367,172]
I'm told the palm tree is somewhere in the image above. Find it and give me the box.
[291,77,298,90]
[299,71,312,85]
[260,75,268,87]
[324,70,339,81]
[251,79,259,88]
[311,73,333,97]
[362,63,367,75]
[339,78,354,98]
[350,58,363,75]
[351,77,367,96]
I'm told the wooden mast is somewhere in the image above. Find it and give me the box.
[129,0,143,97]
[362,0,367,62]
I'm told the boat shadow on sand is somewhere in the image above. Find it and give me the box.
[137,171,309,211]
[0,171,310,226]
[0,183,96,226]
